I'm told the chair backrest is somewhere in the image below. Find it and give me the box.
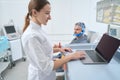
[90,33,100,43]
[87,31,100,43]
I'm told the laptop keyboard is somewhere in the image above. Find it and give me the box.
[85,50,105,62]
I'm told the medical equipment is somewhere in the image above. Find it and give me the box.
[1,23,25,63]
[2,25,20,40]
[108,24,120,39]
[0,36,11,80]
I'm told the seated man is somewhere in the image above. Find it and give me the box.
[70,22,88,44]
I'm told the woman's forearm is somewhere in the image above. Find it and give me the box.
[53,55,72,70]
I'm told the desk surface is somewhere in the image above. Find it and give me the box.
[65,44,120,80]
[66,55,120,80]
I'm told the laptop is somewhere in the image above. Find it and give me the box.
[81,34,120,64]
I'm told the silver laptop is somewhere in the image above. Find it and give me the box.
[81,34,120,64]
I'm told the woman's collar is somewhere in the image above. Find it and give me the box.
[30,21,42,30]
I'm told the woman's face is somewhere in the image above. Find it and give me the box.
[32,4,51,25]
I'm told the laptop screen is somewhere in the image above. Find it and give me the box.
[95,34,120,62]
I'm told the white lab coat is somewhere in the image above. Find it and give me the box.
[21,21,56,80]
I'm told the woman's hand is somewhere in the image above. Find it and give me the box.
[59,47,72,53]
[69,51,86,60]
[53,42,62,48]
[53,42,72,53]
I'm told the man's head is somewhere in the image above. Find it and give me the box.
[73,22,85,37]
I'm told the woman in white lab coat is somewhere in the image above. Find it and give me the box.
[21,0,85,80]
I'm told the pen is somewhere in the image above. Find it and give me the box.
[59,42,61,48]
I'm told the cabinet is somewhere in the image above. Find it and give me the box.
[9,38,23,61]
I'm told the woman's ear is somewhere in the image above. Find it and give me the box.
[31,9,37,17]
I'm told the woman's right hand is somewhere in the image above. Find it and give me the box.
[69,50,86,60]
[53,50,86,70]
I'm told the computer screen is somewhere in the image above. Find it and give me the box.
[109,28,116,36]
[4,25,16,34]
[2,25,20,40]
[108,24,120,39]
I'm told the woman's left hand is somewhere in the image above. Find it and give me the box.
[59,47,72,53]
[53,42,62,48]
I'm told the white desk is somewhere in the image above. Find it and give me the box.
[65,44,120,80]
[66,58,120,80]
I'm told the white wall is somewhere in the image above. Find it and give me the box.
[45,0,108,34]
[0,0,29,33]
[0,0,108,44]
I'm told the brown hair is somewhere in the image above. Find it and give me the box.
[23,0,50,32]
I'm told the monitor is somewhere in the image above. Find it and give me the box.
[4,25,16,34]
[108,24,120,39]
[2,25,20,40]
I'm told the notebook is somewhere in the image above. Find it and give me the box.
[81,34,120,64]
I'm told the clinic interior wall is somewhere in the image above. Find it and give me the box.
[0,0,29,35]
[0,0,108,43]
[43,0,108,35]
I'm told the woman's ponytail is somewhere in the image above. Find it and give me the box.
[23,0,50,32]
[23,13,30,32]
